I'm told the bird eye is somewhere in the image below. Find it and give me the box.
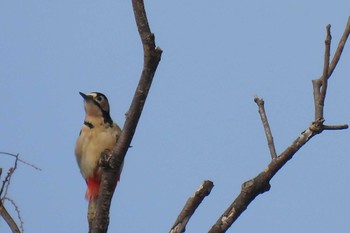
[96,96,103,102]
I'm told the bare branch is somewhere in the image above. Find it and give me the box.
[208,121,317,233]
[0,154,19,198]
[0,201,21,233]
[0,152,39,232]
[314,18,350,121]
[0,152,42,171]
[90,0,162,232]
[254,96,277,159]
[323,124,349,130]
[0,154,24,232]
[3,197,24,233]
[314,25,331,120]
[312,79,322,120]
[208,19,349,233]
[169,180,214,233]
[328,16,350,77]
[319,24,331,107]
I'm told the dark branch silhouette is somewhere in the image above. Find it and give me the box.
[0,152,37,233]
[90,0,162,232]
[0,152,41,171]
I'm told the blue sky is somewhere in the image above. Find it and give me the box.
[1,1,350,232]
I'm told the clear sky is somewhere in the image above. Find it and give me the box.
[1,1,350,233]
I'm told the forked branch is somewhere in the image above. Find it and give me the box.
[208,18,350,233]
[0,153,22,233]
[313,18,350,121]
[0,152,37,233]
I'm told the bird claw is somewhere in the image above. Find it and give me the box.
[99,150,114,169]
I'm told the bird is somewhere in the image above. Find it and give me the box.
[75,92,122,201]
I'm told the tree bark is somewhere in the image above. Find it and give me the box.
[90,1,162,232]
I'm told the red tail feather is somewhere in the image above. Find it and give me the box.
[85,176,120,201]
[86,178,100,201]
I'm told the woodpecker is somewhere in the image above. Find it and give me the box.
[75,92,122,201]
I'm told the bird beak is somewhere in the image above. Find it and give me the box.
[79,92,91,101]
[79,92,87,99]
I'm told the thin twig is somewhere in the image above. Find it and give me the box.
[3,197,24,233]
[319,24,331,107]
[254,96,277,159]
[314,25,332,121]
[323,124,349,130]
[312,18,350,122]
[328,16,350,77]
[169,180,214,233]
[0,154,19,198]
[0,152,42,171]
[0,152,39,232]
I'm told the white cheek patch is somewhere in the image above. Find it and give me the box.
[87,93,97,98]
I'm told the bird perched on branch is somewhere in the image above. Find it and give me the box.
[75,92,122,201]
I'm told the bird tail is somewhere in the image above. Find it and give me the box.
[85,176,120,201]
[86,178,101,201]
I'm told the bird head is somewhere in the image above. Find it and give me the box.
[79,92,110,117]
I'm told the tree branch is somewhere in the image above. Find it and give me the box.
[90,0,162,232]
[314,24,331,120]
[0,152,41,171]
[208,19,349,233]
[314,17,350,121]
[318,24,331,109]
[328,16,350,77]
[254,97,277,159]
[323,124,348,130]
[0,154,19,198]
[0,201,21,233]
[169,180,214,233]
[0,152,29,233]
[208,121,317,233]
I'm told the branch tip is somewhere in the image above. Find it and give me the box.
[253,96,264,105]
[254,96,277,159]
[323,124,348,130]
[169,180,214,233]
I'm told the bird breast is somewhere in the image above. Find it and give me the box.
[75,124,120,179]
